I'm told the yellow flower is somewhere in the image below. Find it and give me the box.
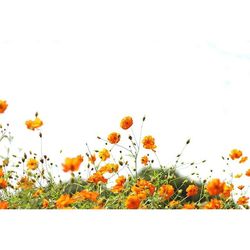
[25,117,43,130]
[229,149,242,160]
[27,158,39,170]
[98,148,110,161]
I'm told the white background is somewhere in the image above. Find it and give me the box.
[1,0,250,249]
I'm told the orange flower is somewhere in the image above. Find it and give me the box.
[25,117,43,130]
[107,132,121,144]
[186,184,199,197]
[131,179,155,200]
[62,155,83,172]
[245,169,250,177]
[237,196,249,205]
[229,149,243,160]
[206,178,224,196]
[0,168,4,177]
[99,163,119,174]
[169,200,179,208]
[204,199,222,209]
[27,158,39,170]
[98,148,110,161]
[142,135,157,151]
[0,201,8,209]
[111,176,126,193]
[17,176,34,190]
[239,156,248,164]
[87,171,108,184]
[158,184,174,200]
[238,185,245,190]
[88,154,96,165]
[221,184,233,198]
[125,195,141,209]
[182,203,196,209]
[0,178,7,189]
[120,116,133,130]
[0,100,8,114]
[42,199,49,208]
[141,156,149,166]
[72,190,99,202]
[33,189,44,198]
[56,194,74,209]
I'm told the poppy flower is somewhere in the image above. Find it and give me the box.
[107,132,121,144]
[229,149,243,160]
[25,117,43,130]
[62,155,83,172]
[120,116,133,130]
[0,100,8,114]
[142,135,157,151]
[206,178,224,196]
[125,195,141,209]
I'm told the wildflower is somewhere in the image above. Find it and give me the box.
[56,194,74,209]
[72,190,99,202]
[120,116,133,130]
[206,178,224,196]
[27,158,39,170]
[229,149,243,160]
[141,156,149,166]
[25,117,43,130]
[62,155,83,172]
[33,189,44,198]
[0,178,7,189]
[87,171,108,184]
[169,200,179,208]
[237,196,249,206]
[142,135,157,151]
[88,154,96,165]
[125,195,141,209]
[234,173,243,178]
[158,184,174,200]
[221,184,233,198]
[182,203,196,209]
[238,185,245,190]
[111,176,126,193]
[0,168,4,177]
[131,179,155,200]
[98,148,110,161]
[0,100,8,114]
[107,132,121,144]
[0,201,8,209]
[239,156,248,164]
[245,169,250,177]
[186,184,199,197]
[204,199,222,209]
[17,176,34,190]
[99,163,119,174]
[42,199,49,208]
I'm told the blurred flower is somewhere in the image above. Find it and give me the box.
[204,199,222,209]
[237,196,249,206]
[245,169,250,177]
[0,168,4,177]
[141,156,149,166]
[87,171,108,184]
[111,176,126,193]
[107,132,121,144]
[56,194,74,209]
[0,201,8,209]
[169,200,179,208]
[120,116,133,130]
[27,158,39,170]
[25,117,43,130]
[0,100,8,114]
[72,190,99,202]
[17,176,34,190]
[125,195,140,209]
[98,148,110,161]
[234,173,243,178]
[42,199,49,208]
[206,178,224,196]
[182,203,196,209]
[239,156,248,164]
[229,149,243,160]
[142,135,157,151]
[88,154,96,165]
[237,185,245,190]
[158,184,174,200]
[33,189,44,198]
[0,178,7,189]
[221,184,233,198]
[62,155,83,172]
[186,184,198,197]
